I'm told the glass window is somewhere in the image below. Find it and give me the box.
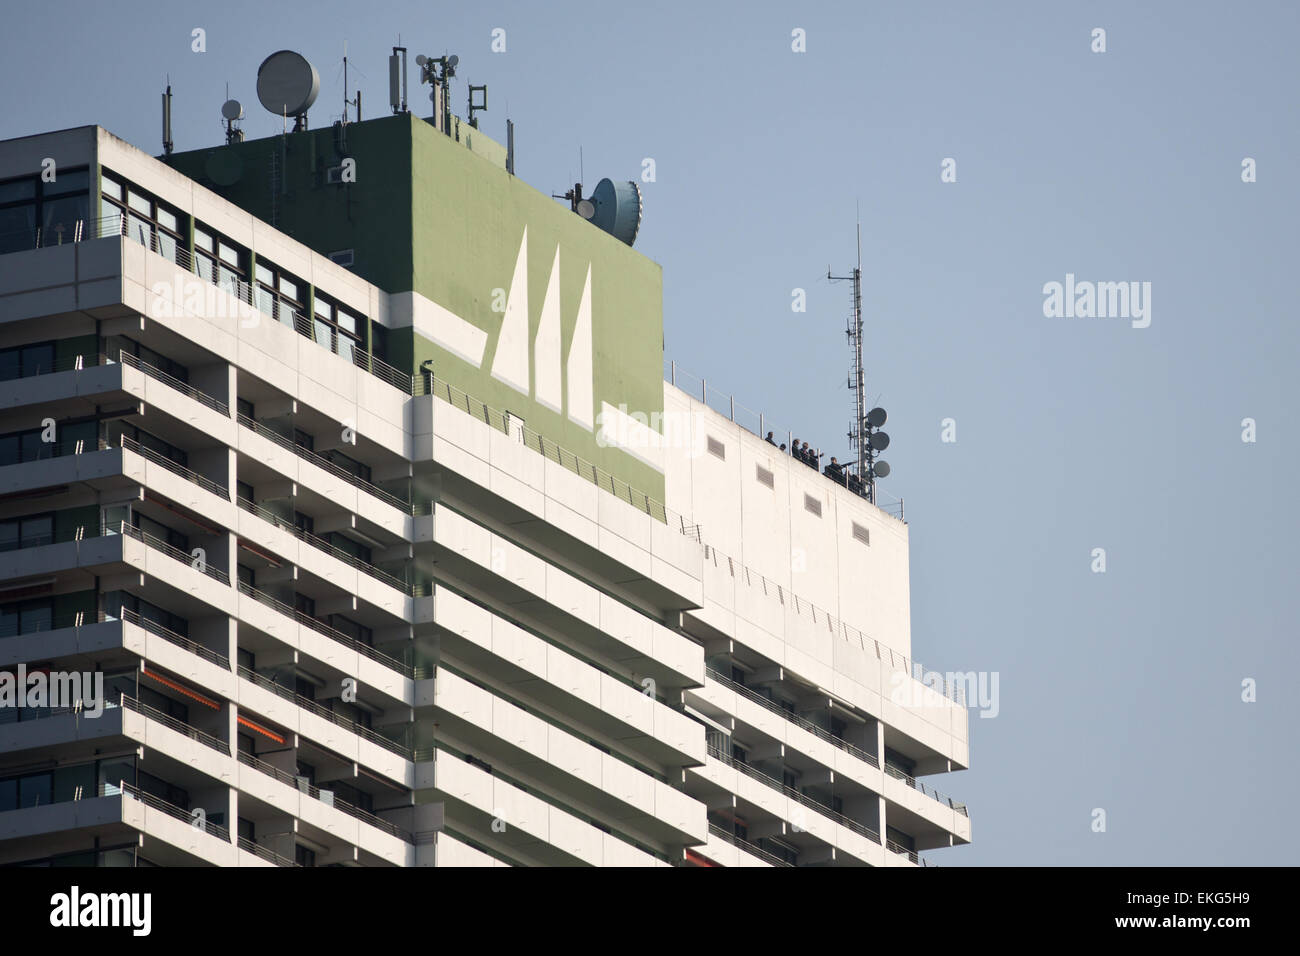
[0,205,36,254]
[127,190,151,215]
[255,263,274,286]
[194,229,213,253]
[46,170,89,196]
[0,178,37,203]
[100,176,123,201]
[156,208,177,232]
[278,277,298,301]
[337,309,357,335]
[314,298,331,320]
[19,773,52,809]
[218,242,239,266]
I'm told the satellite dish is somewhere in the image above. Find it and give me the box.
[873,460,891,479]
[577,199,595,220]
[256,50,320,117]
[869,430,890,451]
[221,99,244,121]
[415,54,428,66]
[867,407,887,427]
[447,55,460,71]
[588,178,643,246]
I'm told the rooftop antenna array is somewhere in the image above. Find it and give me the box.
[415,53,459,134]
[830,222,890,503]
[256,50,319,131]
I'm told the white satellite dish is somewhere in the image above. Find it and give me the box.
[221,99,244,121]
[577,199,595,220]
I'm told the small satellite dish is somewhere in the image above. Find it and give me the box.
[447,54,460,69]
[867,407,887,428]
[256,50,320,117]
[577,199,595,220]
[221,99,244,121]
[869,430,890,451]
[415,54,428,66]
[873,460,891,479]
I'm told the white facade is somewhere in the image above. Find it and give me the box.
[0,126,968,866]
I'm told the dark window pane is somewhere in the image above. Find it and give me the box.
[46,170,89,196]
[19,774,52,809]
[0,178,37,203]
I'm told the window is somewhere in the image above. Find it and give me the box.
[0,340,56,380]
[100,173,182,264]
[117,424,186,467]
[295,845,316,867]
[0,168,89,253]
[0,420,98,465]
[254,259,305,329]
[804,493,822,517]
[0,513,53,551]
[131,513,187,553]
[311,292,365,364]
[118,592,188,638]
[293,429,314,452]
[193,223,247,300]
[0,598,54,638]
[118,338,187,383]
[325,448,371,483]
[328,532,371,564]
[237,648,255,672]
[236,397,255,420]
[330,615,373,647]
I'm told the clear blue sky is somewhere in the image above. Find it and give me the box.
[4,0,1296,865]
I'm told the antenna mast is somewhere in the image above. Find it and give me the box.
[830,223,866,489]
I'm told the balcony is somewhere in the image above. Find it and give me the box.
[237,496,409,594]
[706,823,795,868]
[883,762,968,817]
[236,580,412,678]
[705,744,881,844]
[119,693,230,755]
[705,665,879,766]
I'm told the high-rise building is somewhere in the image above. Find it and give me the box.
[0,94,969,866]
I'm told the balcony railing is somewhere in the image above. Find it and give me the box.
[117,520,231,586]
[886,838,920,865]
[236,413,409,512]
[120,781,231,843]
[236,496,410,594]
[0,351,108,380]
[120,693,231,754]
[237,836,300,867]
[235,750,411,842]
[707,823,795,868]
[883,763,968,817]
[117,349,230,416]
[118,434,229,500]
[118,606,230,670]
[705,665,880,767]
[237,664,411,759]
[235,580,412,678]
[706,744,881,844]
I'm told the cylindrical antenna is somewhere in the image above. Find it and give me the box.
[161,84,173,156]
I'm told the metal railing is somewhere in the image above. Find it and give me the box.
[236,664,411,759]
[118,606,230,670]
[235,413,409,512]
[705,665,879,766]
[235,750,411,842]
[121,781,231,843]
[886,838,920,865]
[117,520,231,586]
[237,835,300,867]
[700,543,966,707]
[707,823,795,867]
[668,359,905,524]
[235,496,410,593]
[118,434,228,499]
[117,349,230,416]
[119,693,230,754]
[706,744,881,844]
[0,212,123,253]
[415,369,699,538]
[883,763,968,816]
[235,580,412,677]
